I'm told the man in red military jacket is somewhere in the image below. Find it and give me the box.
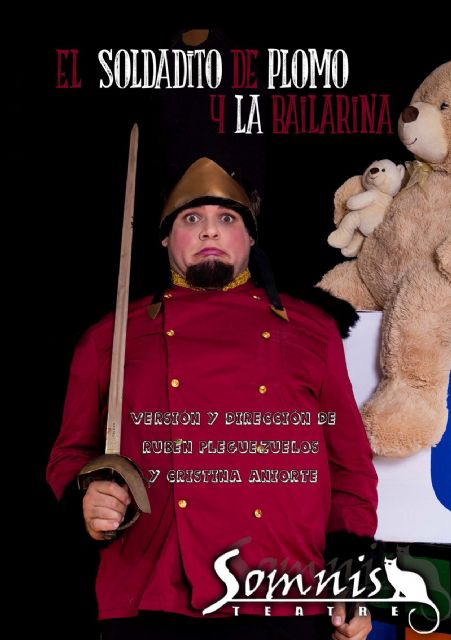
[47,158,378,639]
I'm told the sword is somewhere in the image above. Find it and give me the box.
[78,124,151,538]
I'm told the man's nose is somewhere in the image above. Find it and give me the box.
[199,219,219,239]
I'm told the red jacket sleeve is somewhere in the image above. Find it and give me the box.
[319,319,378,538]
[47,329,105,501]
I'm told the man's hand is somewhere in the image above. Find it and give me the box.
[331,603,372,640]
[82,480,131,540]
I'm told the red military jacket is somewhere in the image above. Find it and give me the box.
[47,280,377,620]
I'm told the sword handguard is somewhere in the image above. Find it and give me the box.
[78,454,151,539]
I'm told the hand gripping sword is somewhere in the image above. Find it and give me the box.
[77,125,151,538]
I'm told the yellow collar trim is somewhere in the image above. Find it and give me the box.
[171,267,251,291]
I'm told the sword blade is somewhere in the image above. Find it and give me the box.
[105,124,139,455]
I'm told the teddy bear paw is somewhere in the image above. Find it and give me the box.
[341,245,360,258]
[361,379,447,457]
[327,229,348,248]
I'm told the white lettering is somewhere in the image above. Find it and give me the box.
[202,549,240,615]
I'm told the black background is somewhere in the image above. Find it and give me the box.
[10,15,449,639]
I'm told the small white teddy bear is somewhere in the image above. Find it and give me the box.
[327,159,405,257]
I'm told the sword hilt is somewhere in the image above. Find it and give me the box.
[77,453,151,540]
[77,468,134,540]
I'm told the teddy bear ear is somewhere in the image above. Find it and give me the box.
[397,164,406,180]
[333,175,364,225]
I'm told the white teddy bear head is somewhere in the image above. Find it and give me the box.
[362,159,405,196]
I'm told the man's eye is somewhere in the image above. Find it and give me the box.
[185,214,199,223]
[221,214,235,223]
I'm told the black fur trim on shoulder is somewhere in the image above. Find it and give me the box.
[283,286,359,338]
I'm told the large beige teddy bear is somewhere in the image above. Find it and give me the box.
[328,159,405,257]
[319,61,451,457]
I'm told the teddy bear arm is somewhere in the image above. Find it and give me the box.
[347,190,376,210]
[317,260,380,310]
[328,211,363,248]
[342,232,365,257]
[435,236,451,282]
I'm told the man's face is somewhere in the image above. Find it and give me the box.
[162,204,255,279]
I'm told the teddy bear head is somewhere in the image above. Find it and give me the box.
[361,159,405,196]
[398,61,451,172]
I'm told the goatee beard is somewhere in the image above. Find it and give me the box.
[185,260,234,289]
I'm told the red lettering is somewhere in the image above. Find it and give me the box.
[319,95,335,133]
[56,50,70,88]
[56,49,81,89]
[336,95,351,133]
[377,95,393,134]
[210,95,225,133]
[231,50,258,89]
[271,95,287,133]
[360,94,377,134]
[308,95,319,133]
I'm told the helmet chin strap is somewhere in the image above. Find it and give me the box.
[250,244,289,321]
